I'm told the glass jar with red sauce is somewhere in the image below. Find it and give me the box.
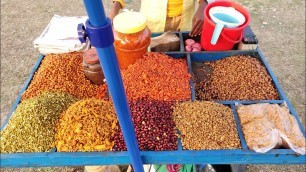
[83,48,105,85]
[113,12,151,70]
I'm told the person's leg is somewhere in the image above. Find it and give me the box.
[84,165,121,172]
[164,16,182,32]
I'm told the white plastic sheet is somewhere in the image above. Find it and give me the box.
[34,15,89,54]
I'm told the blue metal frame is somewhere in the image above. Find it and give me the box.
[1,32,305,167]
[1,149,304,168]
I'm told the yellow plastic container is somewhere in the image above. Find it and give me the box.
[113,12,151,70]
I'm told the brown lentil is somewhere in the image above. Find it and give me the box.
[1,92,77,153]
[22,52,106,100]
[113,100,177,151]
[122,52,191,101]
[173,101,241,150]
[195,55,279,100]
[56,99,118,152]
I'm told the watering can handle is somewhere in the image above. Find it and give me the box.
[211,23,224,45]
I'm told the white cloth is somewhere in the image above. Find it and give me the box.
[34,15,89,54]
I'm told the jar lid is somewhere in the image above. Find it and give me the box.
[113,11,147,34]
[83,48,99,64]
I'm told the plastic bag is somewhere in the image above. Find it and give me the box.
[34,15,89,54]
[277,104,306,154]
[236,103,305,154]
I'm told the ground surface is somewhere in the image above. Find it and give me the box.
[1,0,305,171]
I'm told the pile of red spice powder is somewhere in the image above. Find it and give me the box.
[122,52,191,101]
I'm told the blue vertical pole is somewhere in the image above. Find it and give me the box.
[82,0,144,171]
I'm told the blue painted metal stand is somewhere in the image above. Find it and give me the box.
[1,48,305,167]
[1,11,305,169]
[81,0,144,171]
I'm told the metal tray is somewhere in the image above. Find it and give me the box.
[1,32,305,168]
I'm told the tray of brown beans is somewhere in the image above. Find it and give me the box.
[1,32,305,167]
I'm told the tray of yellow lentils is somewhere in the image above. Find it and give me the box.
[1,32,305,167]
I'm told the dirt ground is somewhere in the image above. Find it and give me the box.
[1,0,305,171]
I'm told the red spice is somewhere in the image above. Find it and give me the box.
[97,84,107,99]
[122,52,191,101]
